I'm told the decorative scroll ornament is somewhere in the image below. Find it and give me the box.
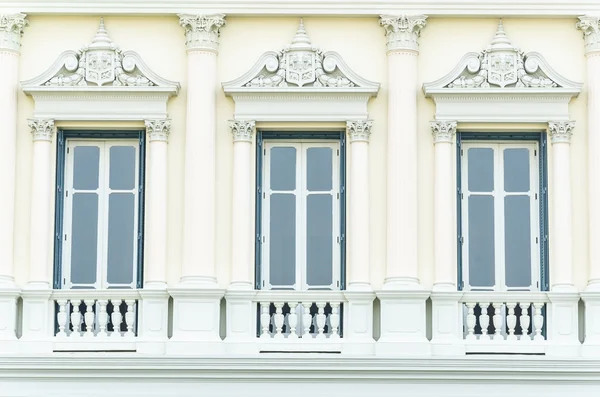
[430,120,457,143]
[145,119,171,142]
[41,18,157,87]
[28,119,55,141]
[576,16,600,54]
[229,120,255,142]
[379,15,427,52]
[548,121,575,144]
[243,19,358,88]
[346,120,373,142]
[0,13,28,52]
[178,14,226,52]
[445,21,557,89]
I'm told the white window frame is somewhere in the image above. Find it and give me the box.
[461,141,540,292]
[262,141,341,291]
[62,139,140,290]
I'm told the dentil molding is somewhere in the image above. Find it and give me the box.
[28,119,55,141]
[577,16,600,54]
[548,121,575,144]
[0,13,28,53]
[379,15,427,53]
[229,120,255,142]
[431,120,457,143]
[222,19,379,122]
[21,19,180,121]
[145,119,171,142]
[346,120,373,142]
[423,21,582,123]
[178,14,226,52]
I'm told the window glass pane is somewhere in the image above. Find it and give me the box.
[106,193,135,285]
[468,148,494,192]
[307,147,332,191]
[73,146,100,190]
[306,194,333,286]
[269,193,296,286]
[270,147,296,191]
[505,195,532,288]
[70,193,99,285]
[468,195,495,287]
[109,146,136,190]
[504,148,530,192]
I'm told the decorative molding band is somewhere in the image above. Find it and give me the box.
[548,121,575,143]
[346,120,373,142]
[28,119,55,141]
[145,119,171,142]
[178,14,226,52]
[0,13,28,53]
[229,120,255,142]
[379,15,427,53]
[577,16,600,54]
[431,120,457,143]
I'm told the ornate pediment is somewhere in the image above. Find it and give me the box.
[22,19,179,90]
[21,19,179,121]
[222,20,379,122]
[223,20,379,91]
[422,21,582,123]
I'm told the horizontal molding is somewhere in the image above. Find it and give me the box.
[4,0,600,16]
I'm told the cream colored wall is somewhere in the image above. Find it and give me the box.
[14,15,588,291]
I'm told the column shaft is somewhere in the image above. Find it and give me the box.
[144,120,171,287]
[589,56,600,287]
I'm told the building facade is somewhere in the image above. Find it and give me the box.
[2,1,600,396]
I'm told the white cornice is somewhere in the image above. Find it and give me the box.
[4,1,600,16]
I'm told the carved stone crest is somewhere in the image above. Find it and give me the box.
[86,51,115,86]
[488,53,517,87]
[286,51,316,87]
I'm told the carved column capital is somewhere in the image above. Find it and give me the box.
[577,16,600,55]
[431,120,457,143]
[346,120,373,142]
[145,119,171,142]
[28,119,55,142]
[379,15,427,53]
[548,121,575,144]
[178,14,226,53]
[229,120,255,142]
[0,13,28,53]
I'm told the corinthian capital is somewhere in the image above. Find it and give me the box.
[577,16,600,55]
[28,119,55,142]
[548,121,575,144]
[380,15,427,53]
[0,13,28,53]
[346,120,373,142]
[229,120,255,142]
[178,14,226,52]
[145,119,171,142]
[430,120,457,143]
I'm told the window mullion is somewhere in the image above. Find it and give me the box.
[530,143,541,291]
[62,141,75,290]
[298,143,306,291]
[262,144,271,290]
[332,143,340,290]
[98,142,109,289]
[495,144,506,292]
[461,145,471,291]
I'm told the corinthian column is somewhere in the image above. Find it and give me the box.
[379,15,426,289]
[577,16,600,357]
[0,14,28,289]
[178,14,226,287]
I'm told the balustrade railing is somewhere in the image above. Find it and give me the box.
[461,292,549,352]
[52,290,139,339]
[254,291,345,341]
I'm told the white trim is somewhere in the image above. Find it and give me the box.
[461,142,540,292]
[6,0,600,16]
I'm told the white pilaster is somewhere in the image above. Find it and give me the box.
[178,14,226,287]
[577,17,600,357]
[379,14,426,290]
[343,120,375,355]
[21,119,55,353]
[429,120,464,356]
[168,14,226,354]
[0,13,27,349]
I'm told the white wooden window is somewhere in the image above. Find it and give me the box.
[461,142,540,292]
[62,140,140,289]
[262,141,341,291]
